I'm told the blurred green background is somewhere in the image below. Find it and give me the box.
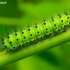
[0,0,70,70]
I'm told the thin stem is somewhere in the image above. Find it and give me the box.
[0,30,70,67]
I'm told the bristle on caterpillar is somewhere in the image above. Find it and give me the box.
[1,13,70,52]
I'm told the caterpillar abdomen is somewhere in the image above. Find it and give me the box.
[1,13,70,52]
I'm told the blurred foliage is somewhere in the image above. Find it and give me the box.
[0,0,22,18]
[0,0,70,70]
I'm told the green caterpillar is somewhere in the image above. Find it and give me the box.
[1,12,70,52]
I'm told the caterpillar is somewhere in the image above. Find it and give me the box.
[1,12,70,52]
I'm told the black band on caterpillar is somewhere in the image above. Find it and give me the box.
[1,13,70,52]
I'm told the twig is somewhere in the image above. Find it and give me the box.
[0,30,70,68]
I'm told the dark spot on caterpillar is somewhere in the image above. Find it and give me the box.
[58,14,61,18]
[26,42,29,46]
[49,32,52,36]
[7,33,9,35]
[51,17,54,21]
[22,31,24,34]
[40,36,42,39]
[15,33,17,36]
[24,36,26,39]
[39,35,40,36]
[43,19,45,22]
[13,47,16,49]
[30,34,32,36]
[33,39,37,44]
[2,38,4,41]
[18,45,22,49]
[51,17,53,19]
[67,17,69,19]
[36,26,37,28]
[5,46,7,48]
[34,39,36,41]
[69,22,70,24]
[28,29,30,31]
[10,41,12,44]
[37,31,39,33]
[46,28,48,30]
[17,39,19,41]
[18,45,21,47]
[54,24,56,26]
[52,19,54,21]
[58,28,61,31]
[2,42,4,44]
[44,23,46,25]
[67,21,68,22]
[64,12,68,15]
[61,20,63,22]
[64,25,67,28]
[7,35,10,38]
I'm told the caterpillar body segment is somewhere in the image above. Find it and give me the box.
[28,26,36,41]
[35,23,44,38]
[1,13,70,52]
[42,21,53,36]
[4,34,17,50]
